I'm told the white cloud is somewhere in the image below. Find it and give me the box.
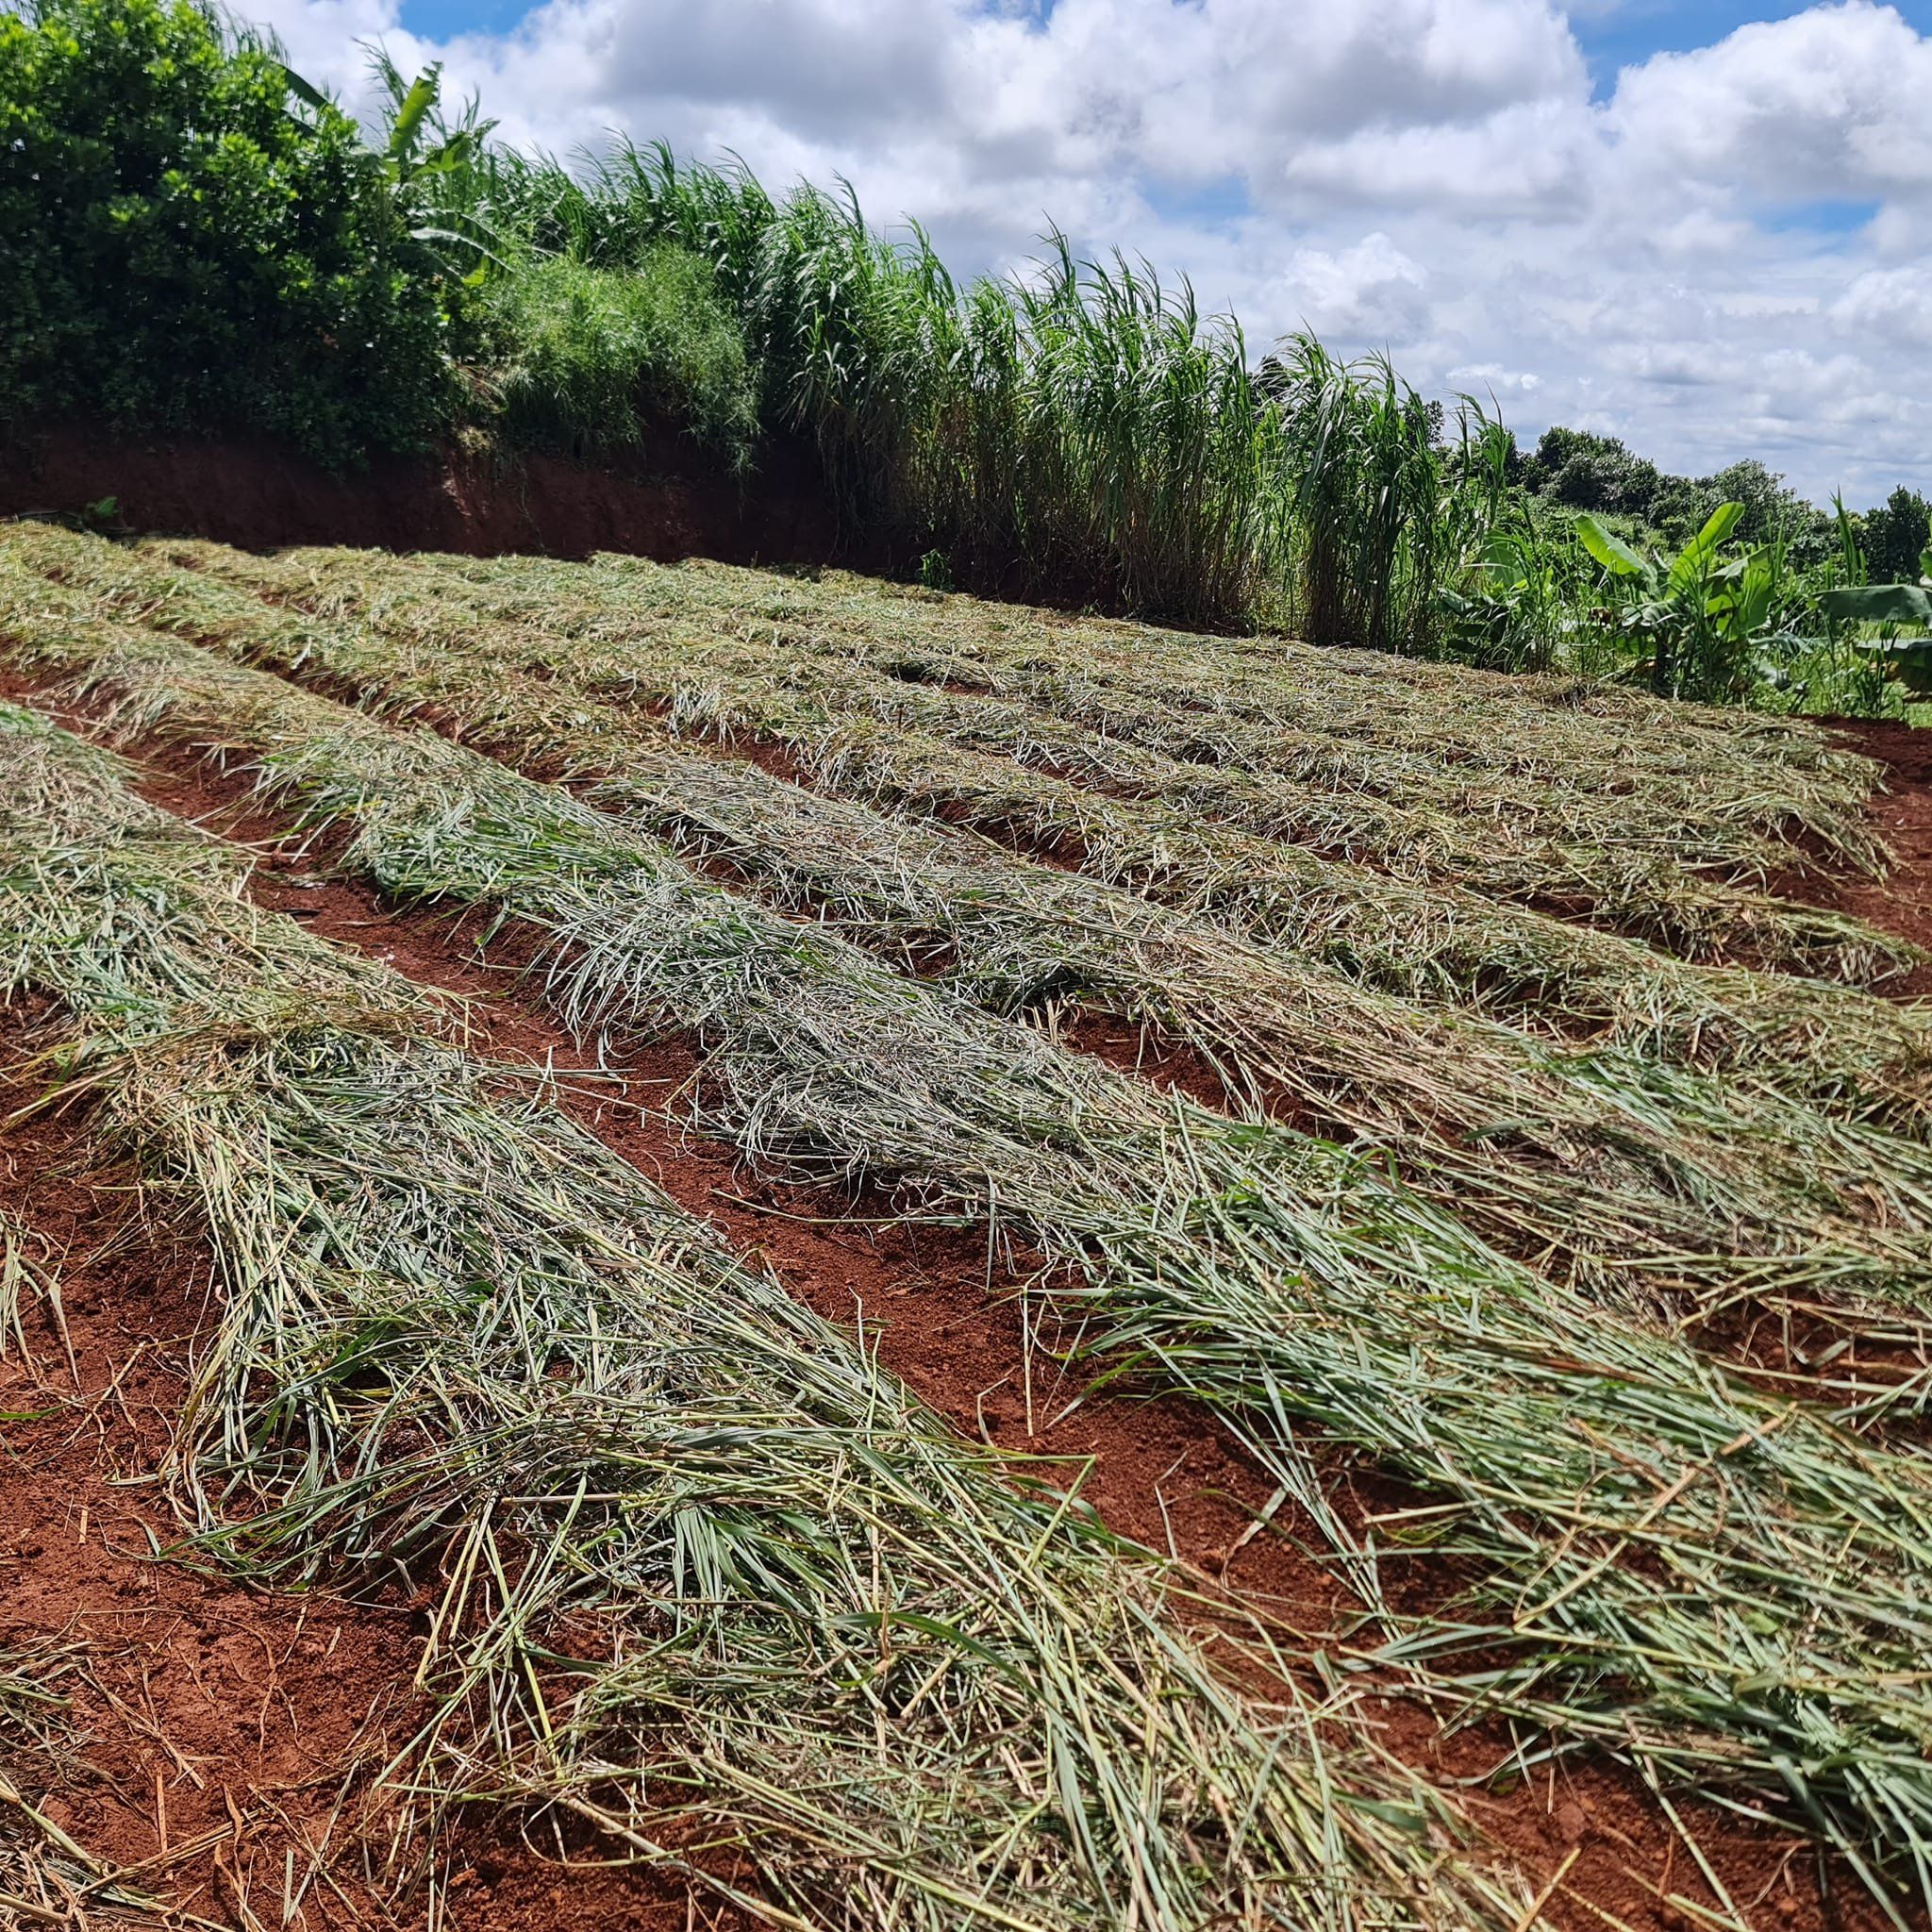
[1831,264,1932,346]
[238,0,1932,504]
[1607,2,1932,202]
[1266,235,1434,343]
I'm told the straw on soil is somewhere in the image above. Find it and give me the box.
[4,587,1932,1915]
[11,559,1932,1321]
[575,550,1890,844]
[0,1645,189,1929]
[24,527,1932,1135]
[250,539,1907,974]
[9,538,1932,1320]
[0,698,1521,1932]
[0,1218,183,1929]
[149,526,1932,1016]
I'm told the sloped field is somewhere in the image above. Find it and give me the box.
[2,524,1929,1932]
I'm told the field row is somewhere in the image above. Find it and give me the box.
[4,527,1932,1927]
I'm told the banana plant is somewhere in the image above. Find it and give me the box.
[280,56,507,280]
[1574,501,1781,699]
[1819,544,1932,694]
[371,55,508,279]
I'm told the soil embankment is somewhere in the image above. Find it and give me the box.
[0,425,843,567]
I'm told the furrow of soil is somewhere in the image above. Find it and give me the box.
[1815,721,1932,995]
[3,682,1890,1932]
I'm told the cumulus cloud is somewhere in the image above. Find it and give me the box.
[1831,264,1932,346]
[239,0,1932,502]
[1607,3,1932,203]
[1265,236,1434,343]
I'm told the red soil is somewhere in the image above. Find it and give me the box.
[1,680,1907,1932]
[0,425,841,571]
[1812,719,1932,996]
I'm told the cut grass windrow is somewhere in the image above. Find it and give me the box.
[0,700,1519,1932]
[22,526,1932,1131]
[573,552,1888,853]
[356,543,1898,951]
[596,565,1881,877]
[5,604,1932,1912]
[169,533,1914,980]
[9,549,1932,1316]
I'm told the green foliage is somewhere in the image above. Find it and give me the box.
[721,193,1288,622]
[0,0,460,465]
[1523,429,1835,563]
[484,250,758,462]
[360,51,508,281]
[1860,486,1932,586]
[1260,337,1444,653]
[1523,425,1663,519]
[1574,502,1794,700]
[451,145,1288,621]
[7,0,1930,722]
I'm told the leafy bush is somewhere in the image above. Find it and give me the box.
[0,0,458,465]
[483,250,758,464]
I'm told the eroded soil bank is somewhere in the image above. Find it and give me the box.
[0,425,845,571]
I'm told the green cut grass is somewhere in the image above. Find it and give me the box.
[0,698,1518,1932]
[172,534,1918,980]
[18,548,1932,1329]
[13,535,1932,1320]
[4,581,1932,1911]
[31,528,1932,1142]
[577,549,1887,839]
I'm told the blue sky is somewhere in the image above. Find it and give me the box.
[254,0,1932,504]
[1572,0,1816,84]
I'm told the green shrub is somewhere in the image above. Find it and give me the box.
[0,0,458,465]
[484,251,758,465]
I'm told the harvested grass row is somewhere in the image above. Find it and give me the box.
[174,534,1907,977]
[571,551,1883,833]
[4,628,1932,1908]
[651,585,1874,879]
[34,525,1926,1135]
[0,701,1512,1932]
[850,649,1874,873]
[431,546,1886,874]
[10,552,1932,1314]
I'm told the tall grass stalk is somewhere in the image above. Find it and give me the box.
[457,144,1291,623]
[1262,337,1448,657]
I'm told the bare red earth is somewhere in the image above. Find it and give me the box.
[1816,720,1932,997]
